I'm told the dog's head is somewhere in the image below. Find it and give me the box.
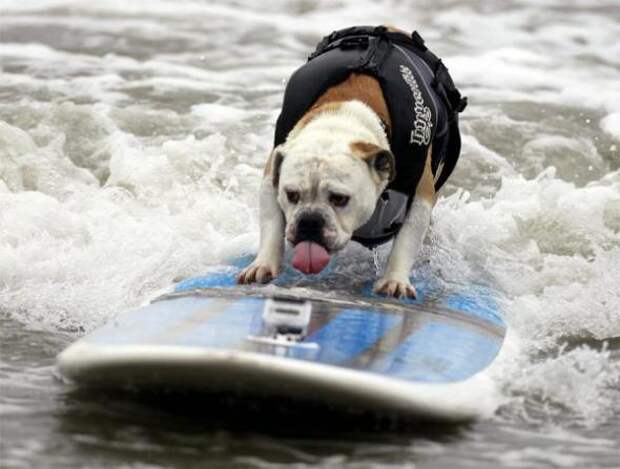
[270,139,395,254]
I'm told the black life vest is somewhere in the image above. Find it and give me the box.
[274,26,467,248]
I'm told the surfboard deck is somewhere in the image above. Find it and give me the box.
[57,261,505,422]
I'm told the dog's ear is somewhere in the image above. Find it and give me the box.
[265,147,285,187]
[371,149,396,182]
[351,141,396,183]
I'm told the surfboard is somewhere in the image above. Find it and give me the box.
[57,259,505,422]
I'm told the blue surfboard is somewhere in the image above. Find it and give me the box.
[57,261,505,422]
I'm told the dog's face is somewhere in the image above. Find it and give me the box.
[272,140,395,253]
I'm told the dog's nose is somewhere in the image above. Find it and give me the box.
[296,213,325,243]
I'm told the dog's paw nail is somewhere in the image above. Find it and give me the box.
[237,266,256,284]
[374,277,416,300]
[238,263,277,285]
[256,267,274,284]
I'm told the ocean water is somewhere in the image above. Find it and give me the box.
[1,0,619,467]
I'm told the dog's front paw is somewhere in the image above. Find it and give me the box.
[237,259,279,284]
[374,274,417,299]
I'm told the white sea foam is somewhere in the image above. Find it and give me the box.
[1,1,619,456]
[600,112,620,141]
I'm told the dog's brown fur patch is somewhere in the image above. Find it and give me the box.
[294,73,391,134]
[263,149,275,176]
[350,140,383,157]
[350,140,396,183]
[263,148,285,187]
[294,101,343,132]
[415,145,436,203]
[386,25,409,35]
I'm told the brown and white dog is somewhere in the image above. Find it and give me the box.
[237,27,464,298]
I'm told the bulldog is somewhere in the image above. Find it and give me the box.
[237,26,466,298]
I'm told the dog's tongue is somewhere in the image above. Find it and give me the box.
[292,241,330,274]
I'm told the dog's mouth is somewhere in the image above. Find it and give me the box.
[291,241,331,274]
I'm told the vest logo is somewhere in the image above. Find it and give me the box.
[399,65,433,146]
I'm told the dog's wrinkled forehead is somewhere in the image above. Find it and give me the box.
[285,134,350,155]
[280,150,364,190]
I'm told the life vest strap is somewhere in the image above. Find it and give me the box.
[311,27,467,123]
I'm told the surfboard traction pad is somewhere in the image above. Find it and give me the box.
[58,264,505,422]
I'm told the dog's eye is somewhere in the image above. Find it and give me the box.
[329,193,350,208]
[286,190,300,204]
